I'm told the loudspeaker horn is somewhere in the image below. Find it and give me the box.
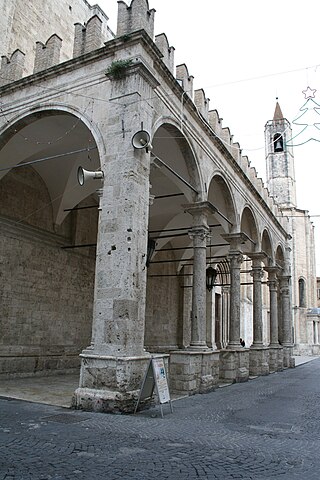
[77,166,104,186]
[132,130,153,152]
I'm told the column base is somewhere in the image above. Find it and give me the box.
[219,348,249,383]
[249,346,269,376]
[269,345,283,372]
[282,346,295,368]
[72,352,151,414]
[169,350,220,396]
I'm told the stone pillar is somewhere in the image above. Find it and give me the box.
[73,62,159,413]
[184,202,215,350]
[265,267,280,346]
[206,288,217,350]
[248,253,269,376]
[265,266,282,372]
[221,286,230,349]
[219,233,249,384]
[222,233,247,348]
[280,274,294,368]
[280,275,293,346]
[169,203,219,395]
[250,253,265,347]
[228,251,243,347]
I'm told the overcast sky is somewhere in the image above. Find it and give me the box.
[95,0,320,273]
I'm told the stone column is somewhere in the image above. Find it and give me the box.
[265,266,279,346]
[265,266,282,372]
[184,202,216,350]
[206,288,217,350]
[248,253,269,376]
[222,233,247,348]
[250,253,265,347]
[221,286,230,349]
[219,234,249,384]
[228,251,243,347]
[280,275,292,346]
[170,203,220,396]
[280,274,294,368]
[74,62,160,413]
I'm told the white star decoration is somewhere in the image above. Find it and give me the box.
[302,86,317,99]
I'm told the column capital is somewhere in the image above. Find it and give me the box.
[222,232,247,252]
[228,251,243,266]
[183,201,217,222]
[279,274,291,293]
[265,266,280,286]
[188,226,209,242]
[246,251,266,266]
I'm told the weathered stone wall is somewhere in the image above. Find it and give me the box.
[0,166,97,377]
[0,0,113,77]
[145,247,181,351]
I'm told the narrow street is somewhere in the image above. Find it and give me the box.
[1,358,320,479]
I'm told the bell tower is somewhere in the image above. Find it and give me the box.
[265,101,297,208]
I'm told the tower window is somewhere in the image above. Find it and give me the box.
[273,133,284,152]
[299,278,306,307]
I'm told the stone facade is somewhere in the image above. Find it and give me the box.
[0,0,301,412]
[265,103,319,356]
[0,0,113,80]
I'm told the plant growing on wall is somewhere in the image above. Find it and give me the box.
[106,59,133,80]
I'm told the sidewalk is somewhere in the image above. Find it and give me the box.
[293,355,319,366]
[0,356,318,408]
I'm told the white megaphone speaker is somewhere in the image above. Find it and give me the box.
[132,130,153,152]
[77,166,104,186]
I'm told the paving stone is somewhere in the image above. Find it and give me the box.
[1,359,320,479]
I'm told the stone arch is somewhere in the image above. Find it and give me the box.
[0,104,104,225]
[0,106,101,377]
[240,206,259,252]
[275,244,285,270]
[145,121,202,352]
[206,173,237,270]
[261,228,274,265]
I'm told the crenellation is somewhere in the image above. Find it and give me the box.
[84,15,103,54]
[221,126,232,153]
[117,0,155,40]
[73,15,103,58]
[240,155,250,173]
[194,88,209,120]
[155,33,175,74]
[231,141,241,163]
[176,64,194,98]
[0,49,25,86]
[33,34,62,73]
[208,109,220,132]
[73,23,86,57]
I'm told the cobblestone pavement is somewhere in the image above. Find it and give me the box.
[1,359,320,479]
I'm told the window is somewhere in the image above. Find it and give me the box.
[273,133,284,152]
[299,278,306,307]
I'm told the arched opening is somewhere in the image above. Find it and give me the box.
[298,278,306,308]
[240,206,259,345]
[261,229,274,344]
[145,123,201,352]
[273,133,284,152]
[206,174,236,349]
[0,109,101,378]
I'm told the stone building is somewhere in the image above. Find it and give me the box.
[265,103,320,355]
[0,0,308,412]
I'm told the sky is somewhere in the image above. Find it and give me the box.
[95,0,320,273]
